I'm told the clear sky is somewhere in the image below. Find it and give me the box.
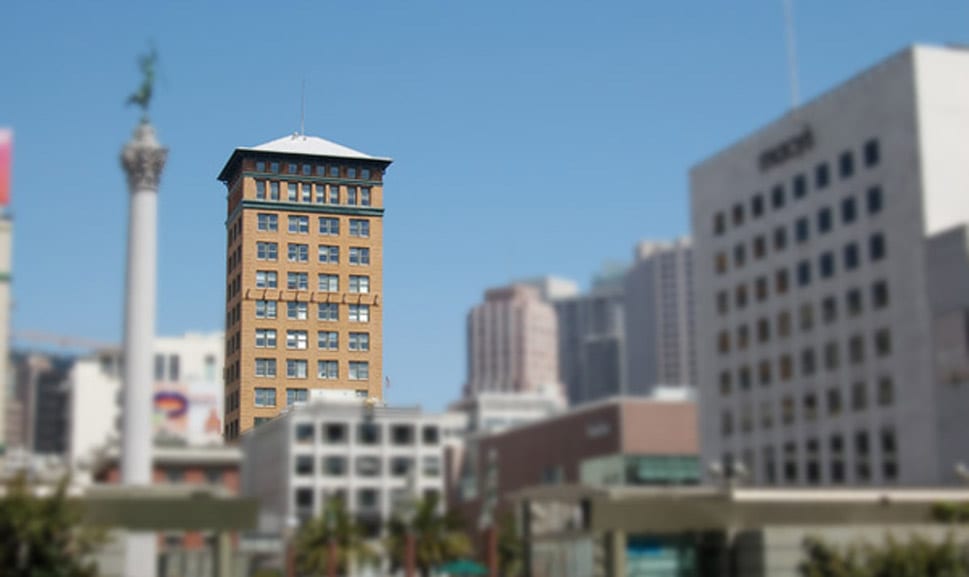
[1,2,967,411]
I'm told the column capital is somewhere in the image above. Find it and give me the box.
[121,121,168,192]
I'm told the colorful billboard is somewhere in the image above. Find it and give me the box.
[0,129,11,206]
[153,378,224,445]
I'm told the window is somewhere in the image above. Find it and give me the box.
[842,197,857,224]
[796,217,810,244]
[737,325,750,350]
[781,396,795,425]
[822,296,838,324]
[713,213,726,235]
[314,183,327,204]
[319,217,339,235]
[323,456,347,476]
[269,182,280,200]
[349,275,370,294]
[256,160,266,172]
[329,184,340,203]
[815,162,830,189]
[872,280,889,309]
[840,151,855,178]
[318,303,339,321]
[257,213,278,232]
[773,226,787,251]
[288,301,308,320]
[287,163,297,174]
[751,194,765,218]
[783,442,798,482]
[302,163,312,176]
[847,288,863,317]
[819,251,835,279]
[318,360,338,379]
[757,318,771,343]
[318,274,338,292]
[287,272,309,290]
[799,303,814,332]
[758,360,772,387]
[318,331,338,350]
[286,330,308,350]
[256,242,278,261]
[287,182,298,201]
[154,354,165,381]
[329,165,340,177]
[301,184,312,203]
[827,388,843,416]
[803,394,818,422]
[349,332,370,351]
[801,348,816,376]
[881,428,898,481]
[423,456,441,476]
[357,423,380,445]
[864,138,880,167]
[349,219,370,238]
[360,187,371,206]
[349,361,369,380]
[844,243,860,271]
[287,389,309,406]
[721,411,733,436]
[874,328,892,358]
[771,185,785,209]
[255,300,277,319]
[777,311,792,338]
[755,277,768,302]
[715,252,728,275]
[295,455,313,476]
[347,186,358,205]
[824,341,840,371]
[719,371,732,396]
[255,271,278,289]
[716,291,729,315]
[732,203,745,226]
[852,383,868,412]
[849,335,865,364]
[738,366,752,390]
[361,168,372,179]
[349,247,370,266]
[877,377,894,407]
[797,260,811,287]
[288,215,309,234]
[349,304,370,322]
[793,173,807,199]
[735,285,747,309]
[347,167,358,179]
[356,457,381,478]
[287,359,308,379]
[869,233,886,261]
[867,186,883,215]
[169,355,180,381]
[319,245,339,264]
[255,329,277,348]
[287,243,309,263]
[733,244,745,269]
[256,181,266,199]
[324,423,347,444]
[392,425,415,446]
[270,161,280,174]
[254,387,276,406]
[717,330,731,354]
[753,235,766,259]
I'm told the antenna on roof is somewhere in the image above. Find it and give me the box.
[783,0,801,110]
[299,79,306,137]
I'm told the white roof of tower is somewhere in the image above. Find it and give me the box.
[249,133,391,162]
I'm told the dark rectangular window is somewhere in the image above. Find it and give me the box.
[795,218,810,243]
[844,243,860,271]
[771,185,785,209]
[839,151,854,179]
[797,260,811,287]
[867,186,883,215]
[733,244,746,269]
[717,291,729,315]
[822,296,838,324]
[819,252,835,279]
[773,227,788,251]
[817,207,832,234]
[864,139,880,168]
[870,233,886,261]
[793,174,807,199]
[842,197,857,224]
[751,194,765,218]
[753,235,766,259]
[815,163,830,189]
[775,269,789,294]
[872,280,889,309]
[732,203,745,226]
[713,212,725,236]
[847,288,864,317]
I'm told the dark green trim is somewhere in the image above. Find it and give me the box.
[243,171,382,187]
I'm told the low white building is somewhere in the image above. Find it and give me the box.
[240,399,451,540]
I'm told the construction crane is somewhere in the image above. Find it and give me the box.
[12,330,117,351]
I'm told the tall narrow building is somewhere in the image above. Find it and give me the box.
[218,134,392,441]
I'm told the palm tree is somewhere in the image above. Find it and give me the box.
[385,492,472,577]
[294,496,376,576]
[496,511,524,577]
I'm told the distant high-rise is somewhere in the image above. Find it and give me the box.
[464,284,563,398]
[218,134,392,440]
[624,239,696,395]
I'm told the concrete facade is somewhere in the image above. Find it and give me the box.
[8,352,72,454]
[691,45,969,487]
[218,135,392,440]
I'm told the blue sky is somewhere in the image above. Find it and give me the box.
[1,2,966,411]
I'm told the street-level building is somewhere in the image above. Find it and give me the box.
[218,135,392,440]
[691,45,969,486]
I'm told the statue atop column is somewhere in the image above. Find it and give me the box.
[126,47,158,122]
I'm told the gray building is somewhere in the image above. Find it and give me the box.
[691,45,969,486]
[624,239,697,396]
[9,352,72,455]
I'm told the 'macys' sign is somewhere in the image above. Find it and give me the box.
[759,126,814,172]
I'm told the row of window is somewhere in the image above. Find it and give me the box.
[718,328,893,389]
[730,427,897,485]
[253,160,376,181]
[295,421,440,446]
[253,360,370,381]
[717,280,889,355]
[722,377,895,434]
[713,138,880,236]
[252,301,372,322]
[256,246,371,267]
[254,329,370,351]
[295,455,441,478]
[714,189,884,277]
[256,214,372,236]
[255,180,372,207]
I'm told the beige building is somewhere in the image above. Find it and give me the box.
[218,134,392,441]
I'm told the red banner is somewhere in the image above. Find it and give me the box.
[0,129,11,206]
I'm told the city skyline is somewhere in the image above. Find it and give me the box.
[2,2,968,412]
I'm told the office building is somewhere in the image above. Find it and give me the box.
[240,400,449,543]
[624,238,697,395]
[691,45,969,486]
[218,135,392,440]
[8,352,72,455]
[463,284,564,398]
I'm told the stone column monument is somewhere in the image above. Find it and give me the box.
[119,49,166,577]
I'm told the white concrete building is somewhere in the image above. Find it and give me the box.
[240,400,450,540]
[691,45,969,487]
[68,332,224,480]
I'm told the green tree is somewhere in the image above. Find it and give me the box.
[496,511,524,577]
[385,492,472,577]
[799,534,969,577]
[294,496,376,576]
[0,473,105,577]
